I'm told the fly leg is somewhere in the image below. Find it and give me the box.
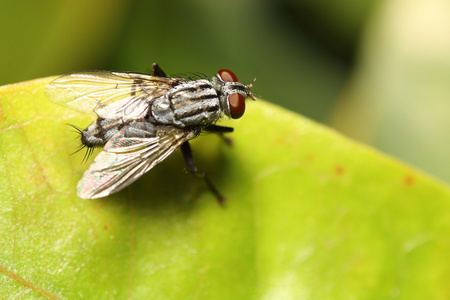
[204,125,234,146]
[152,63,167,77]
[180,141,225,205]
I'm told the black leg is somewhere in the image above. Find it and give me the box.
[152,63,167,77]
[204,125,234,146]
[204,125,234,133]
[180,141,225,205]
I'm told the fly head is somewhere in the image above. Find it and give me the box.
[213,70,255,119]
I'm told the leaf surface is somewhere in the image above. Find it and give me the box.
[0,78,449,299]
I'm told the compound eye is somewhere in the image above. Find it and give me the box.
[228,93,245,119]
[218,69,238,82]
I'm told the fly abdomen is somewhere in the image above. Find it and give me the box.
[81,118,124,147]
[122,120,156,139]
[81,118,157,148]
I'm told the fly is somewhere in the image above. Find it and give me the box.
[45,63,255,204]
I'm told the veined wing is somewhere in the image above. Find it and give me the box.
[45,71,179,119]
[77,124,195,199]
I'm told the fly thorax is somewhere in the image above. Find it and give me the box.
[151,80,222,127]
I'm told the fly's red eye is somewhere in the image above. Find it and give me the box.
[228,93,245,119]
[218,69,238,82]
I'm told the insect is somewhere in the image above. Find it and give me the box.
[45,63,255,204]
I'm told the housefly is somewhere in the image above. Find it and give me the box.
[45,63,255,204]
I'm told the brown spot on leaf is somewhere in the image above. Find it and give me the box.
[404,175,414,186]
[0,103,4,123]
[335,165,345,176]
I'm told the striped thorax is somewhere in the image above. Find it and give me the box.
[151,70,254,128]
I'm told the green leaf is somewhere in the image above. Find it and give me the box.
[1,78,449,299]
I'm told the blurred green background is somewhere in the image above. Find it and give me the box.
[1,0,449,183]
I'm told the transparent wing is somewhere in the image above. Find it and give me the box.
[45,71,178,119]
[76,124,195,199]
